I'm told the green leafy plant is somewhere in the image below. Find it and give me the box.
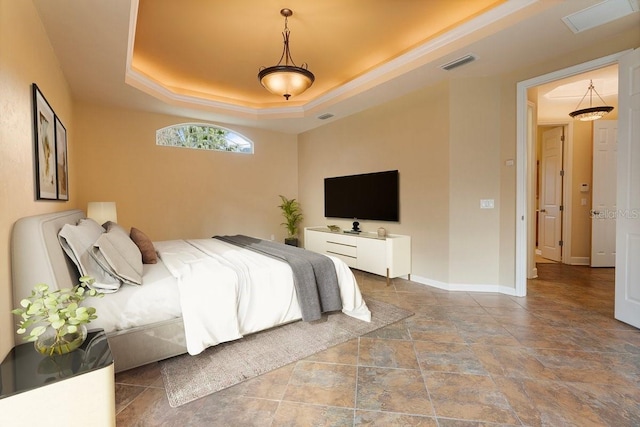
[278,195,303,238]
[12,276,103,355]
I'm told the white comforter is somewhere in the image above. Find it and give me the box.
[155,238,371,355]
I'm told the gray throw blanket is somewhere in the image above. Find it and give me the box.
[213,235,342,322]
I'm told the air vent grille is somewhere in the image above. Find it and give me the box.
[562,0,639,34]
[440,54,476,71]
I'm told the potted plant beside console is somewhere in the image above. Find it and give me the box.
[278,195,303,246]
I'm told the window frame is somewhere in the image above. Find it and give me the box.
[155,123,254,154]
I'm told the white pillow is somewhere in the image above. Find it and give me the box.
[91,225,143,286]
[58,218,121,292]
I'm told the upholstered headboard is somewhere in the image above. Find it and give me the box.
[11,209,85,311]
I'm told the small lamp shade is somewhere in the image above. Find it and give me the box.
[87,202,118,225]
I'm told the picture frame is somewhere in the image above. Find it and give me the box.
[33,84,57,200]
[55,116,69,200]
[32,84,69,201]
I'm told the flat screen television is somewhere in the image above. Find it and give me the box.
[324,170,399,222]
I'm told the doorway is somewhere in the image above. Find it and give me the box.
[530,67,618,277]
[518,49,640,330]
[515,51,628,297]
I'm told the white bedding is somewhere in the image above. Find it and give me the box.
[158,238,370,355]
[84,238,371,356]
[86,261,182,332]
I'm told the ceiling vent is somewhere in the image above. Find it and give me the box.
[440,54,476,71]
[562,0,639,33]
[317,113,334,120]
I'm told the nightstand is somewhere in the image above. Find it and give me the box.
[0,329,115,426]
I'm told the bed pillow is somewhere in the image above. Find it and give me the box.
[130,227,158,264]
[58,218,121,292]
[91,225,143,286]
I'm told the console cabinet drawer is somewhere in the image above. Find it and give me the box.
[326,241,357,257]
[327,252,357,268]
[324,233,357,246]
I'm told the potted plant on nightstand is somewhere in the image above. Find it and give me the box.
[12,276,103,356]
[278,195,303,246]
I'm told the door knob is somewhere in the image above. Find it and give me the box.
[540,209,546,213]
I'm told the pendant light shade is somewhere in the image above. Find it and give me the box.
[258,9,314,100]
[569,80,614,121]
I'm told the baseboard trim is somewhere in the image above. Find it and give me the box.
[568,257,590,266]
[409,274,517,296]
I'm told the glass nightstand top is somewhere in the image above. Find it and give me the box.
[0,329,113,399]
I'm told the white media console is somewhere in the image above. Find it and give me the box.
[304,227,411,285]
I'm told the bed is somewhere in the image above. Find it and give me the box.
[10,209,370,372]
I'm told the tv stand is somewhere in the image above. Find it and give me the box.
[304,227,411,286]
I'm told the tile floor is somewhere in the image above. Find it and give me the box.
[114,264,640,426]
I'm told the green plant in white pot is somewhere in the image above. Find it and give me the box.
[278,195,303,246]
[12,276,103,356]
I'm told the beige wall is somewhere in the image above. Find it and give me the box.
[0,0,76,358]
[299,76,505,287]
[570,120,593,259]
[449,77,502,285]
[73,103,299,243]
[298,82,451,284]
[498,76,518,287]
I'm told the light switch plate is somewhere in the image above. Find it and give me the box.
[480,199,495,209]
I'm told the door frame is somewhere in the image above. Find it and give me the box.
[515,50,631,297]
[536,122,574,268]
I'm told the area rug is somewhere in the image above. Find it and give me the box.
[160,298,413,407]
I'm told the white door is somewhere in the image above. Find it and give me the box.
[591,120,617,267]
[538,126,563,262]
[615,48,640,329]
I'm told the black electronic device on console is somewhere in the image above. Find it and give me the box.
[324,170,399,222]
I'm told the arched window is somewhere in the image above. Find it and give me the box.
[156,123,253,153]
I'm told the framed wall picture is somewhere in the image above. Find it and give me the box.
[55,116,68,200]
[33,84,57,200]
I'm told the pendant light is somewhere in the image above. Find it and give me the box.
[568,80,614,121]
[258,8,314,100]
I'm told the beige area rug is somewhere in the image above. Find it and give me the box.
[160,299,413,408]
